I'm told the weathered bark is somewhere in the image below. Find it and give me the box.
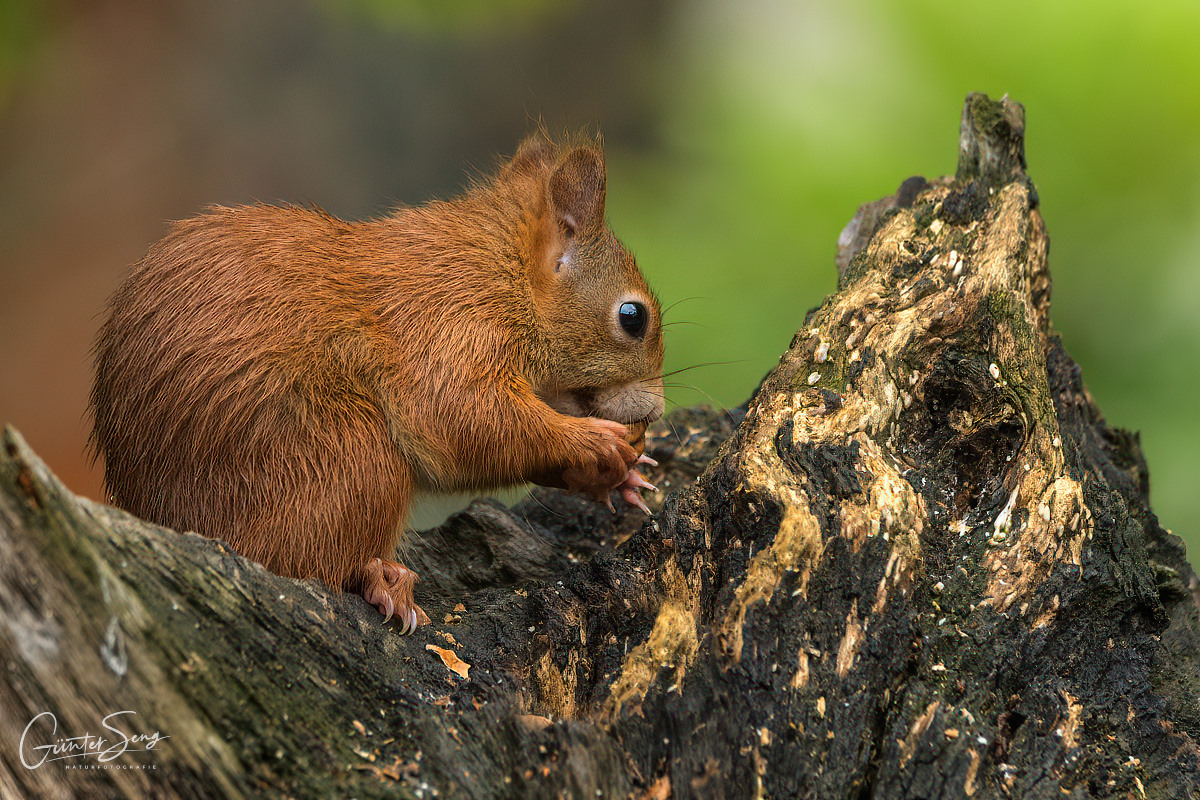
[3,93,1198,799]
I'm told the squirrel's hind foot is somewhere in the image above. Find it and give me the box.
[352,558,431,634]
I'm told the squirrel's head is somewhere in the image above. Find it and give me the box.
[503,133,664,426]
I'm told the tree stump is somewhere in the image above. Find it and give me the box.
[3,93,1198,799]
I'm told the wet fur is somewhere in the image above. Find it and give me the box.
[89,134,663,616]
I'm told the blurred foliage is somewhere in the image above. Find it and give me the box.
[319,0,567,37]
[0,0,47,108]
[603,0,1200,542]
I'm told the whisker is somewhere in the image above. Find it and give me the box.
[659,360,748,380]
[659,413,685,447]
[661,296,705,319]
[519,487,566,520]
[660,384,741,427]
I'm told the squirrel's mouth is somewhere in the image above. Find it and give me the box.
[542,378,664,426]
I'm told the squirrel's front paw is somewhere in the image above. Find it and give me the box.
[562,419,658,511]
[560,418,637,502]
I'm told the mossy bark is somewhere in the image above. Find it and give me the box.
[3,94,1198,799]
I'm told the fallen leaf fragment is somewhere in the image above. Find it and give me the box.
[426,644,470,679]
[642,774,671,800]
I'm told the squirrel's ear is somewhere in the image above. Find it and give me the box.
[549,147,606,238]
[509,133,555,174]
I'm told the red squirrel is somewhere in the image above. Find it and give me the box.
[89,132,664,632]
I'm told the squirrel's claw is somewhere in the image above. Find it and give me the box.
[621,485,652,514]
[624,471,657,492]
[377,594,395,623]
[616,466,658,515]
[355,558,428,634]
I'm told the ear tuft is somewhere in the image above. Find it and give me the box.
[549,147,606,237]
[509,133,555,176]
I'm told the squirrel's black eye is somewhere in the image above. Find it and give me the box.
[618,301,648,339]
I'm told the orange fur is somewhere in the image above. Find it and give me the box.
[89,132,664,628]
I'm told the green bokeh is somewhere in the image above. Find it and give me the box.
[321,0,565,36]
[603,0,1200,544]
[0,0,48,107]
